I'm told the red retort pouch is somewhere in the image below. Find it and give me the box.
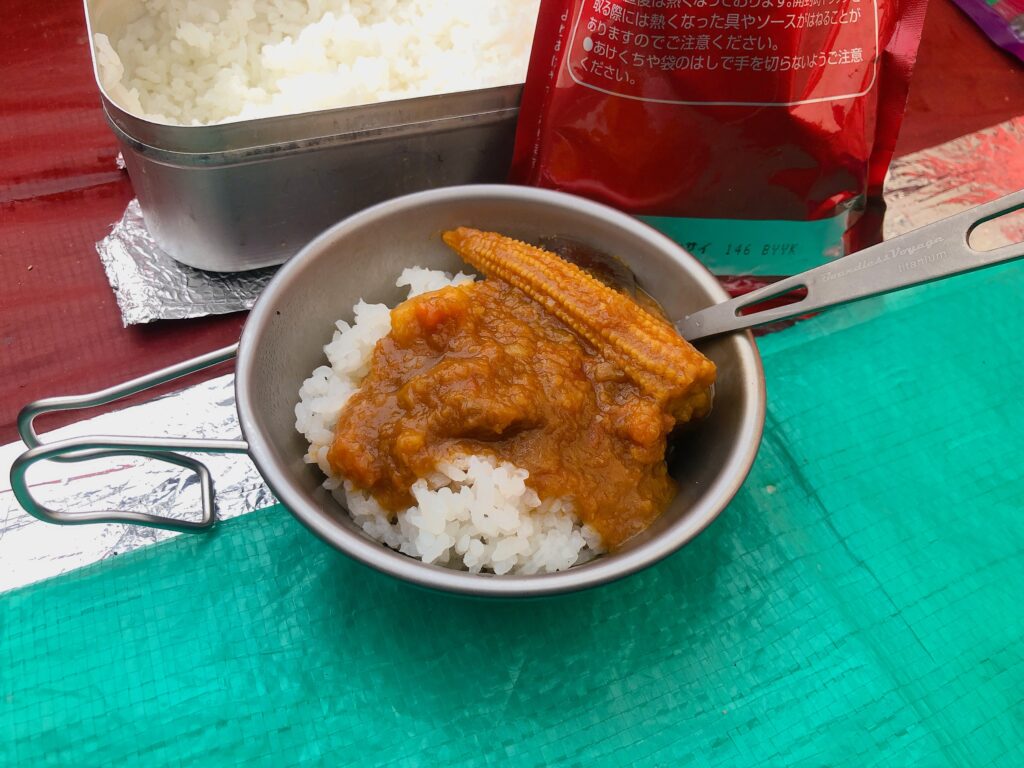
[511,0,929,282]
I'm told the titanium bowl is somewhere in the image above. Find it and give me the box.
[236,184,766,596]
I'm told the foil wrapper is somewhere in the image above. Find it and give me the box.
[0,374,275,593]
[97,199,277,326]
[4,117,1022,595]
[884,116,1024,242]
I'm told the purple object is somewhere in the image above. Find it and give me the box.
[951,0,1024,62]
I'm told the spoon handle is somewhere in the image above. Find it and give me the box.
[678,189,1024,342]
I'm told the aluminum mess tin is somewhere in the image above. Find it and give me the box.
[85,0,523,273]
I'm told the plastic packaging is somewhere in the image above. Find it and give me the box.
[511,0,928,281]
[950,0,1024,63]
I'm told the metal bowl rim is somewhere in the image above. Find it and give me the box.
[235,184,766,597]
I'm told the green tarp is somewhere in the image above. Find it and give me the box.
[2,263,1022,766]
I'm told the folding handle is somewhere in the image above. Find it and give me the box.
[679,189,1024,341]
[11,344,248,533]
[19,344,240,457]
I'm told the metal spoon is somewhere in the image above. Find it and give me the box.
[551,189,1024,341]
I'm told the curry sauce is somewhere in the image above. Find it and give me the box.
[328,229,716,550]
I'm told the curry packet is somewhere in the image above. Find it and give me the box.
[510,0,928,282]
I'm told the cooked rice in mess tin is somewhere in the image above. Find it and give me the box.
[93,0,540,125]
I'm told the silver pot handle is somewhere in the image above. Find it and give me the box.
[11,344,249,533]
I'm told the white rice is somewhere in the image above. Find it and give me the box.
[94,0,540,125]
[294,267,604,575]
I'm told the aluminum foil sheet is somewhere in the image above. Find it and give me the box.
[0,374,275,592]
[5,116,1022,595]
[884,116,1024,242]
[97,199,277,326]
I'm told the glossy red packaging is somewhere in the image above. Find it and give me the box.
[511,0,928,281]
